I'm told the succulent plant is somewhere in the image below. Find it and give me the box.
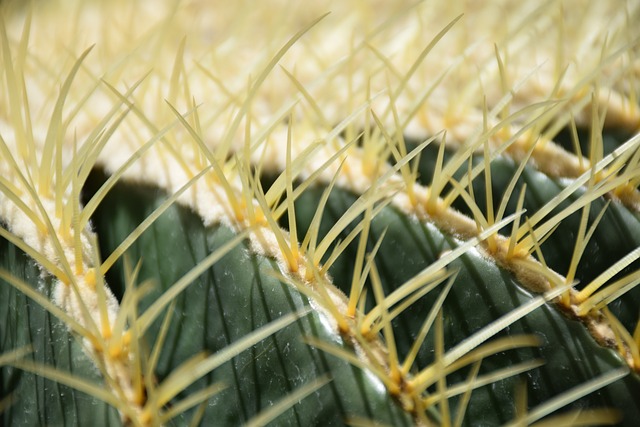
[1,0,639,426]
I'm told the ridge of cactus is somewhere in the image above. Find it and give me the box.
[1,0,640,426]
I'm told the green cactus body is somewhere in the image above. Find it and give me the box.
[1,0,639,426]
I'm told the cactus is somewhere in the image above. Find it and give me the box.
[1,0,640,425]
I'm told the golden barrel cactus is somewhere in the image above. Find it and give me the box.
[1,1,639,425]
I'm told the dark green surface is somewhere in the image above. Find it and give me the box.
[292,184,640,426]
[410,141,640,333]
[0,235,121,426]
[87,173,412,426]
[2,138,639,425]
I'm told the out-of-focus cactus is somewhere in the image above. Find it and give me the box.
[1,1,639,425]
